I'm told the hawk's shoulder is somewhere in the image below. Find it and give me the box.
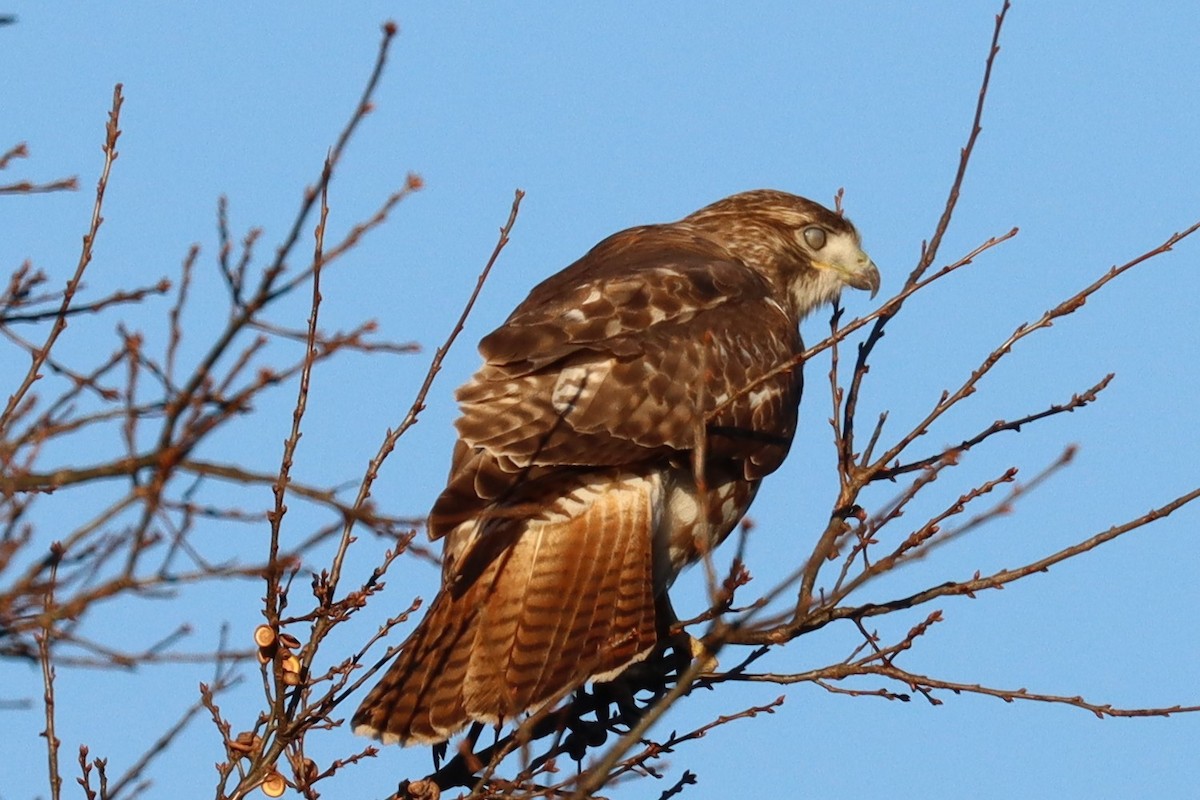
[477,223,783,372]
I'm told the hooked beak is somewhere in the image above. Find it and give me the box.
[820,248,880,299]
[843,254,880,299]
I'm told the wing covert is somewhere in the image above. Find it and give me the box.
[454,227,803,477]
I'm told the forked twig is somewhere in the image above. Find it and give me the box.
[1,85,124,433]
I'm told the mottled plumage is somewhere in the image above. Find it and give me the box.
[354,190,879,745]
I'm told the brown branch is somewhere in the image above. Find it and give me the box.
[166,246,199,384]
[0,142,78,193]
[216,195,238,303]
[249,318,420,355]
[824,446,1075,614]
[154,22,398,464]
[0,325,124,409]
[604,696,784,787]
[911,0,1011,286]
[38,542,65,800]
[266,173,423,304]
[76,746,110,800]
[1,141,29,169]
[839,0,1012,483]
[265,158,330,632]
[729,482,1200,646]
[0,279,170,324]
[0,84,124,434]
[179,458,420,527]
[871,215,1200,477]
[913,445,1075,555]
[724,662,1200,719]
[202,25,418,799]
[861,484,1200,618]
[831,455,987,598]
[881,375,1110,479]
[0,177,80,195]
[868,664,1200,718]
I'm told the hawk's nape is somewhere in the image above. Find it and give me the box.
[353,189,880,746]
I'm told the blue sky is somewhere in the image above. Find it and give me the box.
[4,3,1199,798]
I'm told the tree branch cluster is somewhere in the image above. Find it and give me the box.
[5,5,1198,800]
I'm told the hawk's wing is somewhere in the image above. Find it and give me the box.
[430,225,803,546]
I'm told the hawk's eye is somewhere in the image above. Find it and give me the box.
[803,226,827,250]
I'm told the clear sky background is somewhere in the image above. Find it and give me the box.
[4,2,1199,798]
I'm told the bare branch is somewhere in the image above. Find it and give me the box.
[1,84,124,434]
[38,542,64,800]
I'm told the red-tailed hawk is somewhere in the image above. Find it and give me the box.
[354,190,879,745]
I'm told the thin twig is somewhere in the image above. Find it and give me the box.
[726,482,1200,646]
[0,279,170,324]
[38,542,65,800]
[1,84,124,434]
[870,216,1200,477]
[0,177,79,195]
[165,246,199,383]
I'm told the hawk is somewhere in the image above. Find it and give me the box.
[354,189,879,745]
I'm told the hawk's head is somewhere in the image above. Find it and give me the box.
[684,189,880,320]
